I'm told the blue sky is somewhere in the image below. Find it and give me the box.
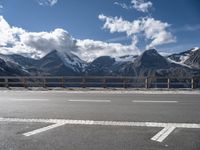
[0,0,200,60]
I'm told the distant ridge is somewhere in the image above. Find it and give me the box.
[0,48,200,77]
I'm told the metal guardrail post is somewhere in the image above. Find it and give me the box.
[167,78,170,89]
[145,77,148,89]
[103,78,106,88]
[23,77,27,88]
[82,77,86,88]
[123,79,127,88]
[61,77,65,88]
[43,78,46,88]
[5,78,8,88]
[191,77,194,89]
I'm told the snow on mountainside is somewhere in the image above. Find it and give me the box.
[0,48,199,76]
[132,49,193,77]
[168,47,200,69]
[37,50,87,76]
[85,56,116,76]
[56,51,87,71]
[0,55,29,76]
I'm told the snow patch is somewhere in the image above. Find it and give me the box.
[56,51,87,72]
[191,47,200,52]
[167,58,191,68]
[180,55,189,63]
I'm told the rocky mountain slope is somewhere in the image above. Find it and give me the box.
[0,48,199,77]
[168,47,200,69]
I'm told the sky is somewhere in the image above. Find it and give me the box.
[0,0,200,61]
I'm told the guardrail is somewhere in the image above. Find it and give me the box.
[0,76,200,89]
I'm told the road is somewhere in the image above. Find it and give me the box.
[0,90,200,150]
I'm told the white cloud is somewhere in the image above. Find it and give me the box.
[0,16,25,47]
[131,0,153,13]
[0,16,76,58]
[142,17,176,48]
[0,15,140,61]
[20,28,76,54]
[76,39,140,61]
[99,14,176,49]
[0,15,175,60]
[114,0,153,13]
[0,5,3,9]
[114,2,130,10]
[99,14,142,36]
[37,0,58,7]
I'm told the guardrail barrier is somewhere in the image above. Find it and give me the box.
[0,76,199,89]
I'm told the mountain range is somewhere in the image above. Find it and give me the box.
[0,47,200,77]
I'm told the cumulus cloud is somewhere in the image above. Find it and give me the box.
[0,16,76,58]
[37,0,58,7]
[131,0,152,12]
[0,16,24,47]
[114,0,153,13]
[76,38,140,61]
[20,28,76,53]
[99,14,176,49]
[0,16,140,60]
[0,15,175,60]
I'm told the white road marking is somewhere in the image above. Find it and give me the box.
[23,122,66,137]
[68,100,111,103]
[132,100,178,103]
[9,99,49,101]
[0,117,200,142]
[151,126,176,142]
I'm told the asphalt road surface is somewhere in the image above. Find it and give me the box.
[0,90,200,150]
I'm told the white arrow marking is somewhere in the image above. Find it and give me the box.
[0,117,199,142]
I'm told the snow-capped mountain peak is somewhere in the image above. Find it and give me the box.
[191,47,200,52]
[56,50,87,71]
[168,47,200,69]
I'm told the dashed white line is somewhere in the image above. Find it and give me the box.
[68,100,111,103]
[0,117,200,142]
[132,100,178,103]
[9,99,49,101]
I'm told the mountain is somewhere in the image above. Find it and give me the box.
[37,50,87,76]
[85,56,116,76]
[0,50,87,76]
[0,48,200,77]
[6,54,38,68]
[0,55,29,76]
[112,49,193,77]
[134,49,171,69]
[168,47,200,69]
[85,55,140,76]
